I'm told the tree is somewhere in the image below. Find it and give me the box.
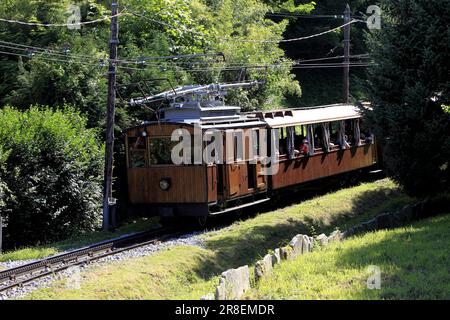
[0,106,104,247]
[277,0,373,107]
[364,0,450,197]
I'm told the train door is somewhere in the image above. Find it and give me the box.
[216,164,225,200]
[224,131,241,197]
[251,129,266,190]
[228,164,240,196]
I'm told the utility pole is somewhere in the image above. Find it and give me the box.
[103,1,119,230]
[0,216,3,254]
[343,3,351,104]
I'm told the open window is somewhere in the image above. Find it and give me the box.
[251,129,261,160]
[359,119,374,145]
[313,124,324,153]
[286,126,296,159]
[330,122,341,150]
[278,127,287,157]
[128,136,147,168]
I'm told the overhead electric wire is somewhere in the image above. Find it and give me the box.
[0,40,225,67]
[0,48,375,74]
[266,13,344,19]
[0,49,110,69]
[219,19,365,43]
[0,39,371,71]
[0,12,125,27]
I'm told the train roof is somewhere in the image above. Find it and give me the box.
[251,104,361,128]
[123,104,363,133]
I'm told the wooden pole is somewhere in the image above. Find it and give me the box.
[102,1,119,230]
[343,3,351,104]
[0,216,3,254]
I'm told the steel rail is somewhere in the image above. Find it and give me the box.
[0,227,183,294]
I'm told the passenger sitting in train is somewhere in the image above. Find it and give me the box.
[343,135,351,148]
[314,136,323,151]
[299,139,310,155]
[361,132,373,144]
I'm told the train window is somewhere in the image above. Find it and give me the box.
[345,120,355,146]
[234,132,244,163]
[286,126,296,159]
[359,119,374,144]
[128,137,147,168]
[149,137,178,165]
[330,122,340,149]
[313,124,324,152]
[321,123,332,152]
[252,129,260,158]
[354,119,362,146]
[278,127,287,156]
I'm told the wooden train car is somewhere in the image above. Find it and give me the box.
[123,84,380,218]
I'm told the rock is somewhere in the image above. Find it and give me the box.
[328,230,343,243]
[309,236,315,251]
[280,246,293,260]
[411,202,424,219]
[216,265,250,300]
[215,278,226,300]
[289,234,304,257]
[272,248,281,265]
[316,234,329,246]
[398,205,413,223]
[351,225,365,235]
[364,218,378,232]
[254,254,274,282]
[201,293,214,300]
[302,235,310,253]
[376,212,395,229]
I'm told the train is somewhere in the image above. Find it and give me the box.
[123,82,381,222]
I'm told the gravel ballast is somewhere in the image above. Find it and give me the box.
[0,231,206,300]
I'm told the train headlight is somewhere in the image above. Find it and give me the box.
[159,178,171,191]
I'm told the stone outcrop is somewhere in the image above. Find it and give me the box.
[215,265,250,300]
[254,254,274,281]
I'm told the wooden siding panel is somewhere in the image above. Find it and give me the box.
[272,144,376,189]
[128,166,207,204]
[228,164,240,196]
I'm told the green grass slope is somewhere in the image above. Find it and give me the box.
[247,214,450,300]
[23,178,417,299]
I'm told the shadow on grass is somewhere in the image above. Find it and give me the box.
[327,215,450,299]
[189,182,415,279]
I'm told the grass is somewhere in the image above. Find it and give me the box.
[24,178,416,299]
[245,214,450,300]
[0,217,160,263]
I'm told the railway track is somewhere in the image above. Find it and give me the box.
[0,227,183,294]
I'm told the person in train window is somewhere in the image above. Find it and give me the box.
[343,135,351,148]
[315,136,323,151]
[299,139,310,155]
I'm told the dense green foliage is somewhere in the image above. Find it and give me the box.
[0,0,316,129]
[365,0,450,197]
[0,107,103,247]
[280,0,372,106]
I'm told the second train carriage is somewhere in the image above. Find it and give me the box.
[123,83,380,218]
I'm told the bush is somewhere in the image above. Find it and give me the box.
[365,0,450,197]
[0,106,104,247]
